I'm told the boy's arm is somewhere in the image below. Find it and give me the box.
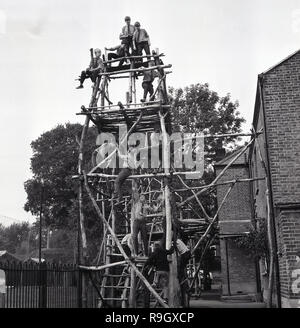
[119,26,125,39]
[90,59,104,72]
[166,245,175,255]
[88,58,94,70]
[106,45,120,51]
[132,31,137,50]
[145,30,150,46]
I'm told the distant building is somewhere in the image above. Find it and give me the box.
[0,250,21,263]
[215,150,258,299]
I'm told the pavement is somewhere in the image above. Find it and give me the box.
[189,289,266,308]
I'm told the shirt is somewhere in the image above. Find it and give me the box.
[131,200,144,220]
[119,148,139,169]
[120,25,135,38]
[89,56,104,70]
[143,69,158,83]
[121,234,133,252]
[146,247,173,271]
[133,28,150,44]
[176,239,189,255]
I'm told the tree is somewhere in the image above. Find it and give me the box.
[0,222,31,254]
[170,83,245,162]
[24,123,102,260]
[169,83,246,219]
[233,220,269,261]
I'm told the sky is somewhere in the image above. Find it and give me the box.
[0,0,299,226]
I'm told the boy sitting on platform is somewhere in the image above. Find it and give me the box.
[140,61,158,103]
[105,44,127,67]
[76,48,104,89]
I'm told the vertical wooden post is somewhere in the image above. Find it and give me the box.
[129,267,137,308]
[159,112,181,307]
[78,74,102,307]
[133,70,137,104]
[129,60,134,103]
[122,274,130,308]
[129,179,138,307]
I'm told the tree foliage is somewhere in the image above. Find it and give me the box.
[24,123,102,260]
[233,220,269,260]
[170,83,245,162]
[169,83,246,218]
[0,222,32,254]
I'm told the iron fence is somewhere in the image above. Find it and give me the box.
[0,261,99,308]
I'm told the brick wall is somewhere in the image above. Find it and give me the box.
[276,208,300,307]
[263,51,300,204]
[220,238,257,295]
[216,162,253,235]
[215,160,257,296]
[250,50,300,307]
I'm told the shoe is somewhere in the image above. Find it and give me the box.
[140,99,145,103]
[76,85,83,89]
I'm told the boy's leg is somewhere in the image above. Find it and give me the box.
[78,70,87,86]
[141,82,149,101]
[140,221,149,256]
[114,168,131,201]
[90,70,99,83]
[118,56,125,67]
[143,42,151,59]
[123,37,132,57]
[137,42,143,56]
[149,83,155,100]
[132,219,139,256]
[108,53,118,61]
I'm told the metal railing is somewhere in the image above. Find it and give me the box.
[0,261,98,308]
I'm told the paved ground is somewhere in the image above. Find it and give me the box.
[189,289,266,308]
[190,299,266,308]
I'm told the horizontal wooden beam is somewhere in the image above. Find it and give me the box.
[73,170,205,180]
[77,104,171,115]
[174,177,266,192]
[103,53,165,64]
[99,64,172,76]
[79,260,127,271]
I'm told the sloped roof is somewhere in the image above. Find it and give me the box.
[0,250,22,262]
[214,147,249,166]
[262,49,300,75]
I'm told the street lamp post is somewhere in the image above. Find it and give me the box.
[39,179,44,264]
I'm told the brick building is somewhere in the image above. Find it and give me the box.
[215,49,300,307]
[215,151,258,298]
[249,49,300,308]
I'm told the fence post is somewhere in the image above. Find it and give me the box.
[77,267,82,308]
[0,269,6,308]
[39,262,47,308]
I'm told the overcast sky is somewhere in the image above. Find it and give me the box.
[0,0,299,226]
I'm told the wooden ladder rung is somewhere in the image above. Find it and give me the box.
[103,285,131,289]
[101,274,130,277]
[102,297,128,301]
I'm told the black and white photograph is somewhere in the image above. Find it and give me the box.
[0,0,299,314]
